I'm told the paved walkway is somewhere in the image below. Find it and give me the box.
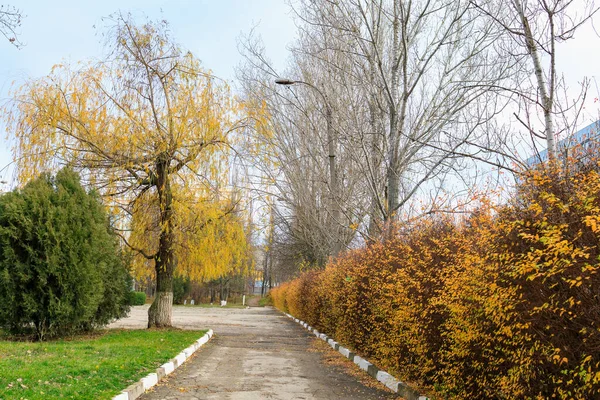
[109,306,397,399]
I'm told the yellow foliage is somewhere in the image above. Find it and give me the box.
[128,184,251,282]
[1,16,255,285]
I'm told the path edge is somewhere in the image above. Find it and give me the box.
[283,312,430,400]
[111,329,214,400]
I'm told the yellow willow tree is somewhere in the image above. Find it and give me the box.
[2,14,248,327]
[128,184,251,285]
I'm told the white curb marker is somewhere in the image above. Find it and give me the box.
[161,361,175,375]
[141,373,158,390]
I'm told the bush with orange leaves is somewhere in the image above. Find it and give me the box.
[271,160,600,399]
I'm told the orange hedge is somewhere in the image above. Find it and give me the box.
[271,162,600,399]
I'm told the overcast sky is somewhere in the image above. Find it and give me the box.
[0,0,296,184]
[1,1,599,186]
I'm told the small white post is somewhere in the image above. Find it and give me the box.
[243,295,246,306]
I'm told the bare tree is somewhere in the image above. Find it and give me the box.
[239,0,511,248]
[472,0,599,162]
[0,5,22,47]
[238,69,359,266]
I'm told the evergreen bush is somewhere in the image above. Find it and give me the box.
[0,168,130,340]
[128,291,147,306]
[172,276,191,304]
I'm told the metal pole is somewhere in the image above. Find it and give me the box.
[325,103,341,256]
[275,79,342,257]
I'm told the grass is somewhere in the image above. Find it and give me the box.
[0,329,206,400]
[258,296,272,307]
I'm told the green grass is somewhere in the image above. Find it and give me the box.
[0,329,206,400]
[258,296,272,307]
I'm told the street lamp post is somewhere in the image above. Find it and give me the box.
[275,78,342,257]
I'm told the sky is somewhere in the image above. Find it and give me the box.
[0,0,297,185]
[1,1,600,188]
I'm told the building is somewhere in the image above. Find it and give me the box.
[526,120,600,166]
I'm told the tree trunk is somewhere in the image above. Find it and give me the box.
[368,93,385,238]
[148,156,176,328]
[386,126,400,221]
[385,0,401,223]
[514,0,557,160]
[261,251,268,296]
[148,256,174,327]
[148,292,173,328]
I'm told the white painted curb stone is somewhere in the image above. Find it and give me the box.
[338,346,351,358]
[358,358,373,372]
[141,373,158,390]
[161,361,175,375]
[328,339,338,350]
[175,352,186,365]
[376,370,394,386]
[197,336,208,346]
[183,345,195,358]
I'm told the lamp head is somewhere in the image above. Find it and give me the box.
[275,79,295,86]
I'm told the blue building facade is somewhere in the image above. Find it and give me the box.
[526,120,600,166]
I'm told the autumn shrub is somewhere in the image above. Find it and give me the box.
[271,281,288,311]
[434,163,600,398]
[271,160,600,399]
[275,219,468,387]
[377,220,476,387]
[0,168,130,340]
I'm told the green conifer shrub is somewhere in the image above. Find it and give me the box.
[172,276,191,304]
[128,291,147,306]
[0,168,130,340]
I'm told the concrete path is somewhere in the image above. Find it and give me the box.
[109,306,398,399]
